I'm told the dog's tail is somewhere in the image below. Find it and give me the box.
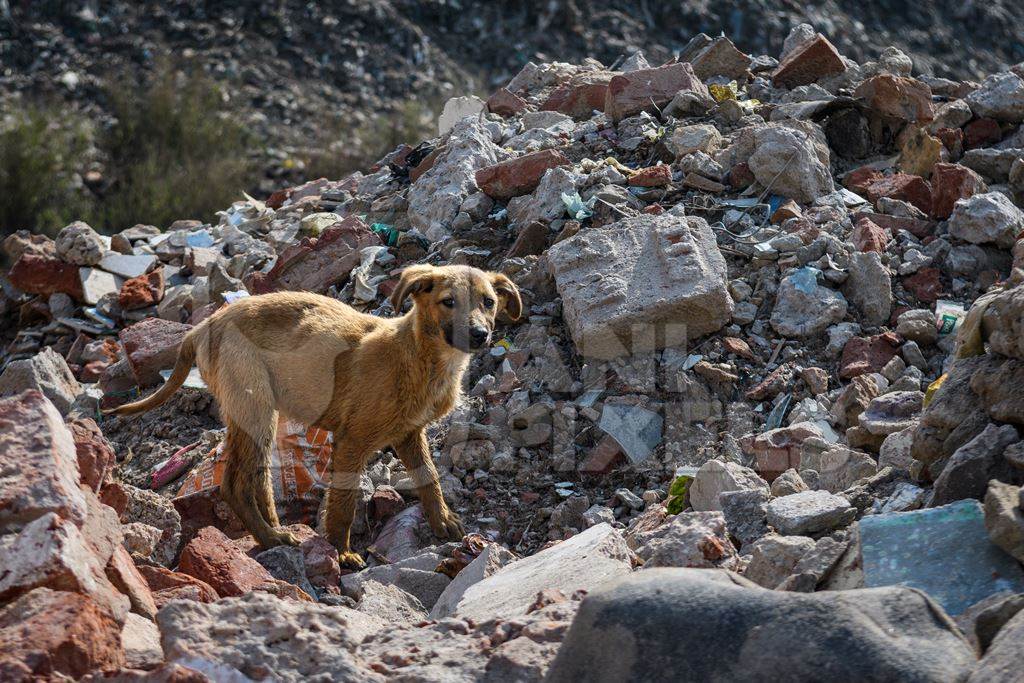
[104,332,197,416]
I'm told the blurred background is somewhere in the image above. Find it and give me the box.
[3,0,1023,244]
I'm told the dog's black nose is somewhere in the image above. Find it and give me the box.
[470,327,489,346]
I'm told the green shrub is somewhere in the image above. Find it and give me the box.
[94,64,255,231]
[0,106,91,240]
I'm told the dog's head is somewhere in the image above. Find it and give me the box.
[390,264,522,352]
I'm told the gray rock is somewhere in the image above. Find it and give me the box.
[355,580,427,625]
[983,480,1024,563]
[508,166,581,230]
[122,484,182,567]
[748,125,835,203]
[340,551,450,610]
[122,612,163,670]
[776,532,851,592]
[971,609,1024,682]
[408,117,503,240]
[121,522,162,558]
[0,347,82,415]
[256,546,318,598]
[965,71,1024,123]
[973,592,1024,653]
[771,269,848,338]
[879,427,917,472]
[546,568,976,683]
[842,251,892,326]
[766,490,856,535]
[932,423,1019,506]
[745,534,816,588]
[858,391,925,437]
[948,192,1024,248]
[430,543,516,619]
[634,511,740,570]
[158,592,385,682]
[548,210,732,359]
[961,148,1024,183]
[799,440,878,492]
[55,221,105,266]
[896,309,939,346]
[689,458,768,512]
[99,253,158,279]
[450,523,631,622]
[720,488,770,547]
[770,468,808,497]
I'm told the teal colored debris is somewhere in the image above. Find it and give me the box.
[859,500,1024,616]
[561,191,596,220]
[371,222,399,246]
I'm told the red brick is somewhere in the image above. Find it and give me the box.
[0,587,124,680]
[740,423,822,481]
[118,269,164,311]
[118,317,193,387]
[8,253,84,301]
[858,211,935,240]
[604,62,708,122]
[487,87,528,117]
[542,72,613,119]
[771,35,845,89]
[839,332,901,379]
[864,173,933,214]
[246,216,380,295]
[728,161,756,189]
[844,166,884,195]
[930,162,987,219]
[369,485,406,522]
[854,75,934,122]
[475,149,570,199]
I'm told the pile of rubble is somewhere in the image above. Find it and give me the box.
[4,25,1024,680]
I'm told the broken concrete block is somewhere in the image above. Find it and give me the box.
[860,500,1024,616]
[118,317,193,388]
[0,347,81,415]
[766,490,856,535]
[0,390,87,531]
[548,211,732,359]
[689,459,768,512]
[598,404,663,465]
[450,523,631,622]
[430,543,516,619]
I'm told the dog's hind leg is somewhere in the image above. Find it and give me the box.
[324,435,371,568]
[395,430,464,541]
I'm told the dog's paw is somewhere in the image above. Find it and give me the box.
[266,529,300,548]
[430,510,465,541]
[338,551,366,570]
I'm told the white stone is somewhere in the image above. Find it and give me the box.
[98,253,157,279]
[438,95,487,135]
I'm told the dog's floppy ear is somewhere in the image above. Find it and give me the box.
[490,273,522,320]
[391,265,436,312]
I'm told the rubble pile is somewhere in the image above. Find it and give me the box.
[5,25,1024,680]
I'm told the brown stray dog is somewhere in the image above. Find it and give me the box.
[107,264,521,567]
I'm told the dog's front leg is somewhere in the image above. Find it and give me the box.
[325,436,369,569]
[395,430,465,541]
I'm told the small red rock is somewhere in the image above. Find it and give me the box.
[475,149,570,199]
[844,166,884,195]
[487,87,528,117]
[8,253,84,301]
[137,565,219,609]
[903,267,942,303]
[578,434,626,474]
[541,72,613,119]
[104,545,158,620]
[839,332,901,379]
[852,216,891,253]
[854,75,934,122]
[177,526,280,598]
[604,62,709,122]
[0,587,125,680]
[963,118,1001,149]
[67,417,116,493]
[118,268,164,311]
[118,317,193,387]
[772,34,846,89]
[935,127,964,159]
[629,164,672,187]
[728,162,756,189]
[930,162,987,219]
[864,173,933,214]
[369,485,406,522]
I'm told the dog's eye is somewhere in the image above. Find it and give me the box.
[441,297,455,308]
[483,297,495,309]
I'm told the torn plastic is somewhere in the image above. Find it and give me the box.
[561,191,596,220]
